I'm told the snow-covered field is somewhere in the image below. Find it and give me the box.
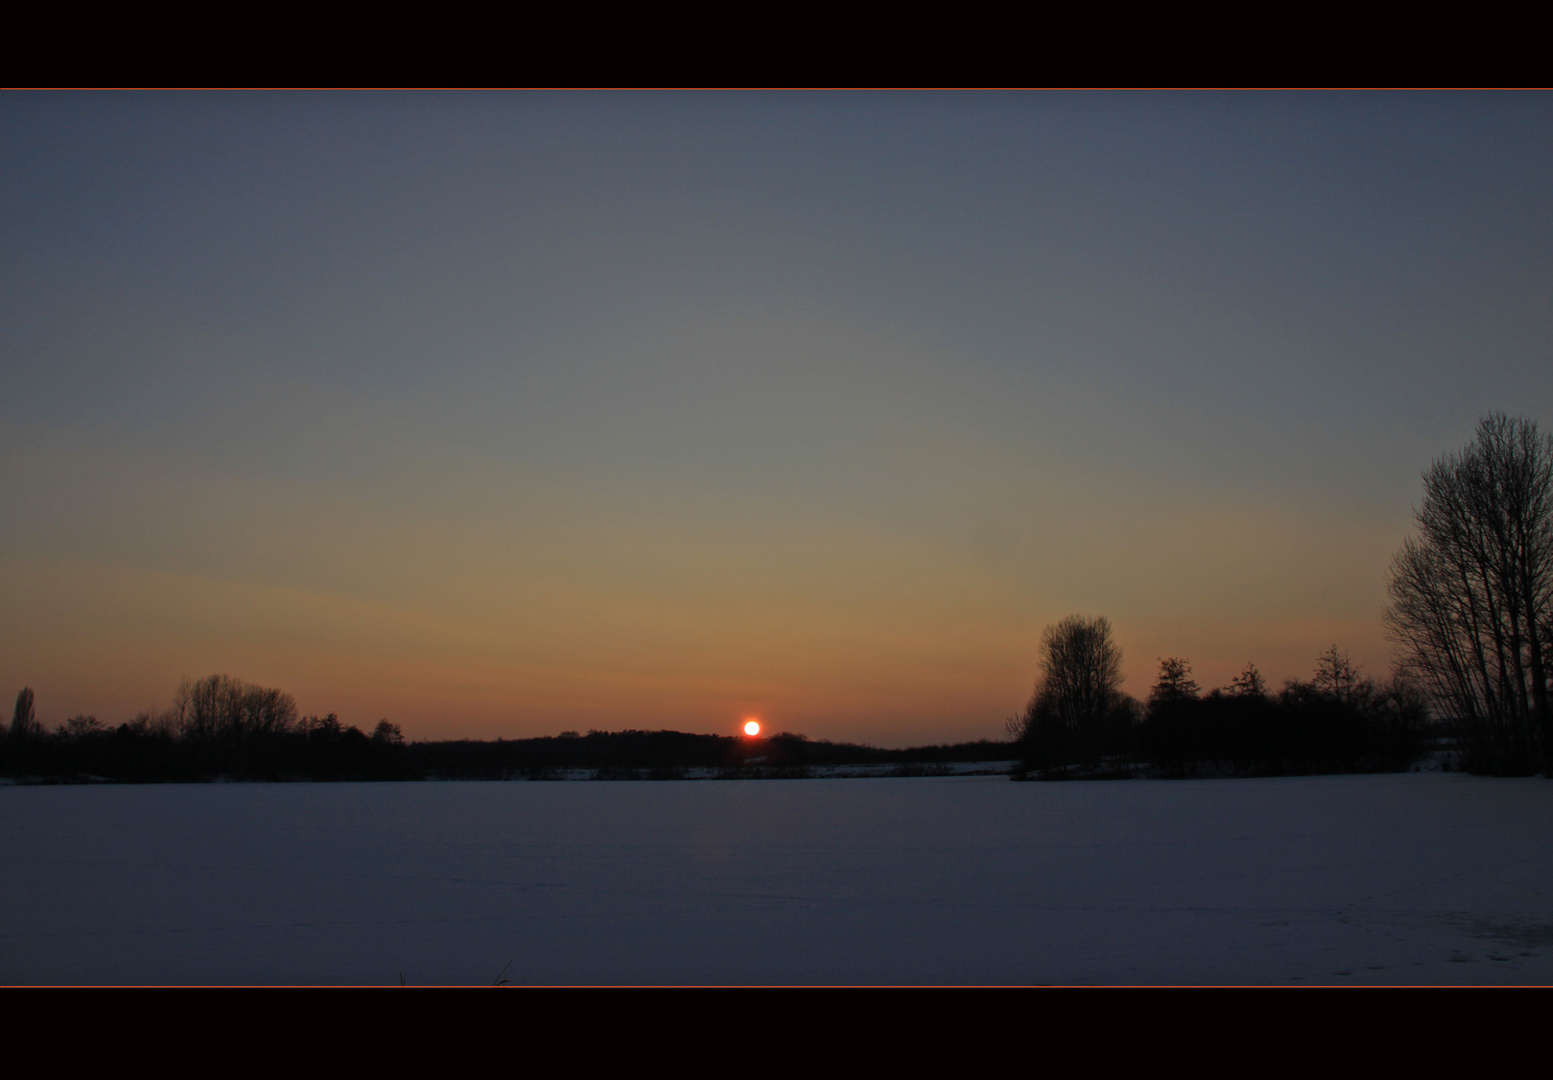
[4,772,1551,985]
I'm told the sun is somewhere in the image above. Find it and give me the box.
[743,719,761,737]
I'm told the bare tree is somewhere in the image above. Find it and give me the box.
[10,687,36,739]
[1384,412,1553,773]
[1014,615,1129,770]
[1313,646,1364,705]
[173,674,299,742]
[60,715,103,739]
[371,719,404,745]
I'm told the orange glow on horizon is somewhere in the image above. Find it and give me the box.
[743,719,761,737]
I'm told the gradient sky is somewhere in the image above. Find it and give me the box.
[3,91,1551,745]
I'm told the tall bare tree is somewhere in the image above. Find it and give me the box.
[1014,615,1129,770]
[1384,412,1553,773]
[10,687,36,739]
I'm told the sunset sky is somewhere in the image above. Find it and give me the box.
[3,91,1551,745]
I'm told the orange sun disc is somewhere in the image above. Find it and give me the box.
[743,720,761,737]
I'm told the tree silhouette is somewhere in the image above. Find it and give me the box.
[1144,658,1202,775]
[1229,663,1267,698]
[1383,412,1553,774]
[10,687,35,739]
[1313,646,1363,705]
[372,720,404,745]
[1013,615,1130,773]
[1150,657,1200,704]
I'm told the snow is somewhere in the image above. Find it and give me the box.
[3,772,1552,984]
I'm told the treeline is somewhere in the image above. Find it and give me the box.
[1136,652,1428,777]
[3,677,413,782]
[419,731,1011,780]
[1011,618,1430,779]
[0,675,1014,783]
